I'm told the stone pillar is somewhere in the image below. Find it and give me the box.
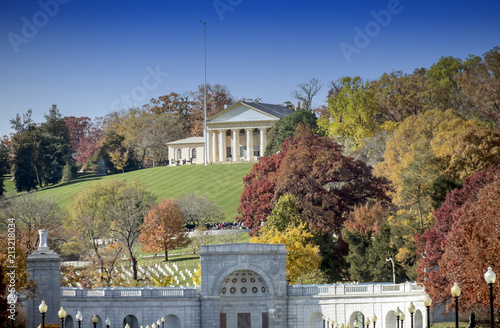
[260,128,266,158]
[232,129,239,162]
[26,230,61,328]
[206,131,211,163]
[218,130,225,163]
[211,131,217,163]
[246,129,253,161]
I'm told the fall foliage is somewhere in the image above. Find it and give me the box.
[139,199,189,261]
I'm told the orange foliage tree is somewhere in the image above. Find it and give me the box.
[138,199,189,261]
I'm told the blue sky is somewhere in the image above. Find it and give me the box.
[1,0,499,136]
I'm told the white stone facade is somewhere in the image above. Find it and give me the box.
[43,243,438,328]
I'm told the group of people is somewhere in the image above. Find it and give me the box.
[163,159,187,166]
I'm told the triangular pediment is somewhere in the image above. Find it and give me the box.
[208,102,281,124]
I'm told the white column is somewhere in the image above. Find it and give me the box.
[260,128,266,158]
[211,131,217,163]
[218,130,225,163]
[246,129,252,161]
[232,129,239,162]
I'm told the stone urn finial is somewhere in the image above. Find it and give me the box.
[38,229,49,250]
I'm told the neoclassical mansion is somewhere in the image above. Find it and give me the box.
[167,101,294,164]
[26,230,445,328]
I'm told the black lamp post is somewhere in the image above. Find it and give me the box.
[92,314,99,328]
[372,314,377,328]
[424,294,432,328]
[105,318,111,328]
[451,283,461,328]
[366,317,371,328]
[408,302,415,328]
[39,300,48,328]
[58,307,67,328]
[396,307,401,328]
[76,311,82,328]
[161,317,165,328]
[485,267,496,328]
[400,313,405,328]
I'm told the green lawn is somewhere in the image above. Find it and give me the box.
[34,163,253,221]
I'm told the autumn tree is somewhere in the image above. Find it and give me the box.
[251,222,321,284]
[265,194,305,232]
[238,124,391,280]
[416,168,500,308]
[456,46,500,130]
[425,56,467,112]
[264,108,322,156]
[372,69,429,123]
[237,152,284,234]
[78,242,123,288]
[67,179,155,281]
[437,174,500,312]
[106,180,156,279]
[64,116,103,165]
[0,193,63,256]
[139,199,188,261]
[431,120,500,181]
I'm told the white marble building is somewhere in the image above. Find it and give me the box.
[166,102,294,165]
[28,237,442,328]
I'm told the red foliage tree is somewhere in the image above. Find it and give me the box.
[237,124,391,236]
[417,167,500,308]
[237,152,284,235]
[64,116,103,165]
[439,175,500,312]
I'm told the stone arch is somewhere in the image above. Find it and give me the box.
[65,315,74,328]
[116,308,143,327]
[349,311,365,328]
[308,312,323,328]
[386,310,397,328]
[164,314,181,328]
[414,310,423,328]
[211,264,276,297]
[123,314,139,328]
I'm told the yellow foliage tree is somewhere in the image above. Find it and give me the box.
[193,264,201,286]
[250,222,321,284]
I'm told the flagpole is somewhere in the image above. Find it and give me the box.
[201,20,208,165]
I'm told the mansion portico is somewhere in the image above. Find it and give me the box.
[167,102,293,164]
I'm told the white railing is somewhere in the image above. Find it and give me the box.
[288,282,423,296]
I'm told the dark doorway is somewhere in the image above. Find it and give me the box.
[238,313,251,328]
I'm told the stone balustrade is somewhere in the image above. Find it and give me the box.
[287,282,424,296]
[61,287,200,299]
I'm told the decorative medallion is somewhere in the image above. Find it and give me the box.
[250,278,256,283]
[262,287,266,293]
[230,287,236,294]
[232,278,237,283]
[241,287,247,294]
[258,278,263,282]
[222,287,226,294]
[252,287,258,293]
[241,278,246,283]
[268,263,279,275]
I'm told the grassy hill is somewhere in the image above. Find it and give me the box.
[22,163,253,221]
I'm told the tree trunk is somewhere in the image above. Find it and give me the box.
[130,253,138,280]
[164,248,169,262]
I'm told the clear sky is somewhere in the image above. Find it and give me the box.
[1,0,499,136]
